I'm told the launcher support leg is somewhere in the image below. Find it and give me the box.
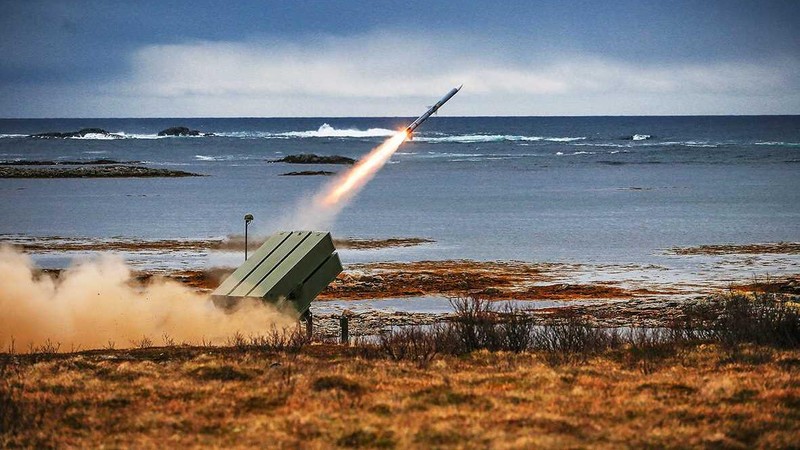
[340,314,349,345]
[301,310,313,338]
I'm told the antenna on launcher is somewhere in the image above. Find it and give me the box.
[244,214,254,260]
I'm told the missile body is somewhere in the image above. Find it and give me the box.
[405,85,462,135]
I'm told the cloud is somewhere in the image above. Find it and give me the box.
[123,32,797,97]
[3,30,799,116]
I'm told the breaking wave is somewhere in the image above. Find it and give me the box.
[67,133,124,140]
[414,134,586,143]
[755,141,800,147]
[195,155,226,161]
[417,152,486,158]
[194,154,259,162]
[572,142,631,148]
[65,132,179,140]
[5,124,796,150]
[657,141,719,148]
[217,124,396,139]
[279,123,396,138]
[21,132,170,140]
[574,140,728,149]
[386,152,582,164]
[0,125,586,144]
[111,132,168,140]
[555,151,596,156]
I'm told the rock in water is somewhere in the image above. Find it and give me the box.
[157,126,213,136]
[270,154,357,165]
[76,128,109,136]
[31,128,115,138]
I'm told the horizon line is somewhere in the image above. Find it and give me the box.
[1,113,799,120]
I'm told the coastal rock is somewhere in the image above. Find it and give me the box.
[31,128,116,139]
[157,126,213,137]
[0,165,202,178]
[0,159,136,166]
[270,154,357,165]
[280,170,336,176]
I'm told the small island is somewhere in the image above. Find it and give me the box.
[30,128,120,139]
[269,153,357,165]
[0,165,202,178]
[0,159,138,166]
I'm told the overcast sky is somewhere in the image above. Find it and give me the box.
[1,0,798,117]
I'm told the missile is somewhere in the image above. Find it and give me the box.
[405,85,462,136]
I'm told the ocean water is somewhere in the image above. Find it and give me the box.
[1,116,798,266]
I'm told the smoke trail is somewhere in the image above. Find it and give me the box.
[283,130,408,230]
[320,131,409,206]
[0,245,295,352]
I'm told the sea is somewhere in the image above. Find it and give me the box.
[1,116,798,270]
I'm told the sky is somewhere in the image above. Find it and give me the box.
[0,0,798,117]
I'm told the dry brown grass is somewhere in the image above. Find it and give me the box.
[730,276,800,295]
[2,294,798,448]
[2,342,799,449]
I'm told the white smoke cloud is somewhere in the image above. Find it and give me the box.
[0,245,295,352]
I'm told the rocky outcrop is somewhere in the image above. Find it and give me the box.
[0,165,202,178]
[31,128,117,139]
[157,126,213,137]
[270,154,357,165]
[280,170,336,176]
[29,127,214,138]
[0,159,137,166]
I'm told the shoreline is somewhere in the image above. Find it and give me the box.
[7,234,798,337]
[4,234,435,252]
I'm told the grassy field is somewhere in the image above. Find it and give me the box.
[2,293,799,449]
[2,343,800,448]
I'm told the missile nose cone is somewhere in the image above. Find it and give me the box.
[404,85,462,134]
[456,84,463,91]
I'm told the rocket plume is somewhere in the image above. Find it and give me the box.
[312,86,461,214]
[281,86,460,231]
[320,130,408,206]
[281,130,409,231]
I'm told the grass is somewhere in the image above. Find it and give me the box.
[374,292,800,362]
[2,343,799,448]
[1,292,799,448]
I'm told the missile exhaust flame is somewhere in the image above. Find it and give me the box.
[317,85,461,211]
[319,130,408,207]
[284,86,460,230]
